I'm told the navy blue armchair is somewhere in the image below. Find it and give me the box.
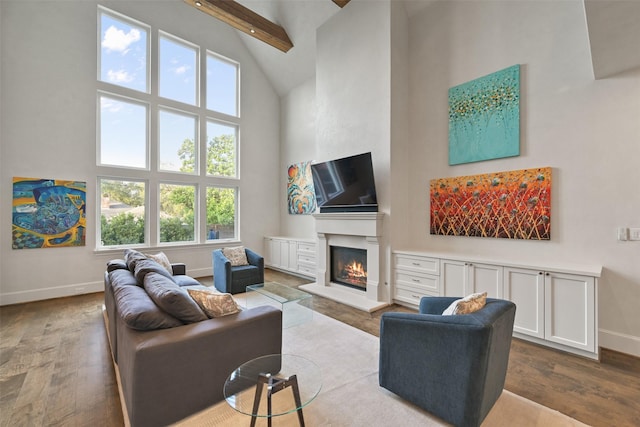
[213,248,264,294]
[379,297,516,427]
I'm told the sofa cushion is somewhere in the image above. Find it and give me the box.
[223,246,249,266]
[187,288,240,318]
[113,282,183,330]
[109,268,140,288]
[124,248,147,271]
[107,259,128,272]
[134,258,176,284]
[144,272,207,323]
[442,292,487,315]
[173,275,202,287]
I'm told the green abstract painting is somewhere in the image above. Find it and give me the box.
[449,64,520,165]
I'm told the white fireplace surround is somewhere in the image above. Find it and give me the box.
[299,212,389,312]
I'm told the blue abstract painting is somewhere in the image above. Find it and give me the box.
[449,64,520,165]
[12,177,86,249]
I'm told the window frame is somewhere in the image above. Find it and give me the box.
[97,91,150,170]
[98,176,149,249]
[95,6,241,251]
[98,6,151,94]
[158,30,200,107]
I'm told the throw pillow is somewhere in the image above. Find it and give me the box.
[222,246,249,266]
[145,251,173,275]
[144,272,207,323]
[187,288,241,318]
[442,292,488,315]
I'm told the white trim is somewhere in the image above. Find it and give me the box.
[599,328,640,358]
[0,280,103,306]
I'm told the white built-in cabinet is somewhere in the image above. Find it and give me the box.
[440,259,503,299]
[504,267,596,355]
[264,237,316,279]
[393,251,601,359]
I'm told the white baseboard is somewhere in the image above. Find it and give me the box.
[0,267,213,306]
[599,328,640,358]
[0,280,104,306]
[188,267,213,279]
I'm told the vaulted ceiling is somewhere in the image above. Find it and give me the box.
[186,0,640,96]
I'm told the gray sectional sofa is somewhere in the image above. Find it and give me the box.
[103,249,282,427]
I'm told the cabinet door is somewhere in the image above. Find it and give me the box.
[270,239,282,267]
[504,267,545,339]
[288,241,298,271]
[544,272,595,353]
[468,263,503,298]
[279,240,290,269]
[440,260,466,297]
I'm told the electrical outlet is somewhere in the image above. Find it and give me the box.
[617,227,628,241]
[629,228,640,241]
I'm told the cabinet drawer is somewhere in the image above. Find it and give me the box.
[297,242,315,253]
[395,284,438,306]
[395,271,439,293]
[298,254,316,264]
[297,265,316,276]
[298,259,316,269]
[395,254,439,275]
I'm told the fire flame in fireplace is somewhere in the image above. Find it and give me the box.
[344,260,366,281]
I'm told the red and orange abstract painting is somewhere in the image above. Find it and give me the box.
[430,167,551,240]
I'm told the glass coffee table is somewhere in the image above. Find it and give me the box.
[246,282,313,328]
[224,354,322,427]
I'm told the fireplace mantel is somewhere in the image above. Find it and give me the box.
[313,212,384,238]
[300,212,388,312]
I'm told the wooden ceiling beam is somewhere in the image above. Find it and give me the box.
[332,0,351,8]
[184,0,293,53]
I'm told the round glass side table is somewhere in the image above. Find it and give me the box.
[223,354,322,427]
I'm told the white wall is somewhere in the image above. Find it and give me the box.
[315,0,392,210]
[280,78,317,237]
[0,0,280,304]
[405,0,640,356]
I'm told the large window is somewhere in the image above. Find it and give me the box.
[97,6,240,248]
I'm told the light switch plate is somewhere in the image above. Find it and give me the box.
[617,227,628,241]
[629,228,640,241]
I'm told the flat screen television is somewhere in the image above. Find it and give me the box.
[311,152,378,213]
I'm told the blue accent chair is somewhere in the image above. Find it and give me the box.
[213,248,264,294]
[379,297,516,427]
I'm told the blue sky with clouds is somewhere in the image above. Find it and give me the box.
[99,11,237,171]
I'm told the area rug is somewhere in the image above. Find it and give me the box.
[174,310,589,427]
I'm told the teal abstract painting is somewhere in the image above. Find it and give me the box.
[449,64,520,165]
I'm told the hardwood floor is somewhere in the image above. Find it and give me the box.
[1,268,638,426]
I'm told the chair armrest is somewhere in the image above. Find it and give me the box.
[213,249,232,292]
[213,249,231,266]
[245,248,264,267]
[171,263,186,276]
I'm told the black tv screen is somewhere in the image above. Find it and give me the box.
[311,152,378,213]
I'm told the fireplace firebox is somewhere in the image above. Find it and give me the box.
[330,246,367,291]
